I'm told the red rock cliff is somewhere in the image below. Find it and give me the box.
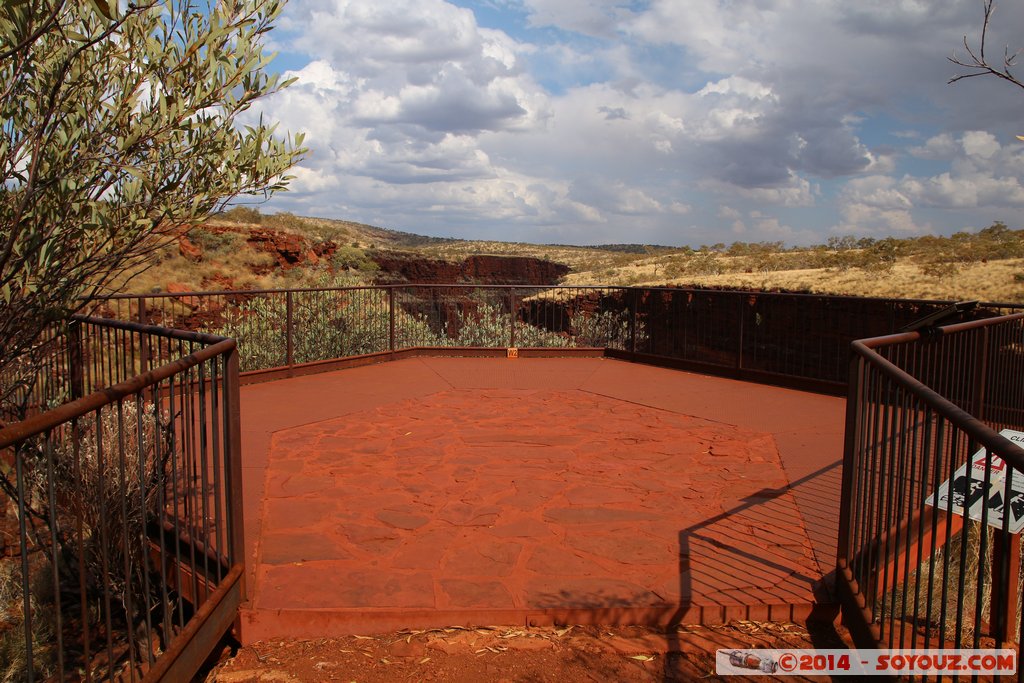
[373,254,569,286]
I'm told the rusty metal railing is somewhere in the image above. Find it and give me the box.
[89,285,1022,393]
[837,312,1024,667]
[0,316,244,682]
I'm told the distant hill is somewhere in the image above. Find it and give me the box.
[115,208,1024,304]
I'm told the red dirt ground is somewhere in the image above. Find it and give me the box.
[207,620,852,682]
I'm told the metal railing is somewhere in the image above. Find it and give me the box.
[0,316,244,682]
[5,282,1014,676]
[837,312,1024,665]
[90,285,1023,392]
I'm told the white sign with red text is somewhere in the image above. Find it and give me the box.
[924,429,1024,534]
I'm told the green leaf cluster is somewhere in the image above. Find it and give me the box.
[0,0,306,391]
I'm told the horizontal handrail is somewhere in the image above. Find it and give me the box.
[92,283,1024,310]
[73,313,232,346]
[0,320,234,448]
[856,311,1024,349]
[851,339,1024,473]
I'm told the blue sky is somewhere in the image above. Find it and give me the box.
[251,0,1024,246]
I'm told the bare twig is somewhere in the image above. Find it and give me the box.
[949,0,1024,91]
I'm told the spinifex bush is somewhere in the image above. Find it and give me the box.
[874,520,1022,644]
[0,559,57,681]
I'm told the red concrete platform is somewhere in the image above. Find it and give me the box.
[236,358,845,642]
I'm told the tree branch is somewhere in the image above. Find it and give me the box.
[949,0,1024,91]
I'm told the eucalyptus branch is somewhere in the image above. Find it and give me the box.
[0,0,306,382]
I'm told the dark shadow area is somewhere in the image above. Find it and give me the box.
[661,459,848,681]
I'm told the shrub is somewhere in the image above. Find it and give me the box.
[331,246,379,272]
[572,308,643,350]
[218,206,263,224]
[857,238,903,273]
[688,251,724,275]
[261,212,307,231]
[193,229,243,255]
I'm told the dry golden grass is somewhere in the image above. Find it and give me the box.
[566,257,1024,303]
[416,239,652,271]
[113,242,283,294]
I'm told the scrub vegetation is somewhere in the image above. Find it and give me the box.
[128,209,1024,304]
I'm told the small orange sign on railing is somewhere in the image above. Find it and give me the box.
[507,347,519,359]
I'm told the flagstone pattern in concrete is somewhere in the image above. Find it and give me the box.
[237,358,845,641]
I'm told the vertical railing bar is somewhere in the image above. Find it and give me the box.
[865,367,890,617]
[211,357,225,584]
[901,376,925,651]
[197,361,212,603]
[937,418,954,647]
[224,344,245,581]
[853,359,877,587]
[878,376,900,646]
[973,429,994,650]
[954,433,972,650]
[93,408,116,679]
[185,359,200,610]
[993,470,1015,644]
[286,290,294,369]
[915,406,935,649]
[15,432,35,683]
[134,390,155,668]
[69,321,84,402]
[838,351,862,574]
[736,292,745,370]
[72,416,93,683]
[151,374,173,655]
[848,358,871,588]
[168,368,185,631]
[114,400,139,681]
[45,431,66,680]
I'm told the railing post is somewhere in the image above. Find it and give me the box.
[509,287,517,348]
[388,287,396,352]
[68,321,84,400]
[736,293,745,370]
[285,290,294,369]
[984,321,1017,643]
[992,528,1020,645]
[628,288,638,353]
[222,344,246,600]
[138,296,150,374]
[836,349,864,578]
